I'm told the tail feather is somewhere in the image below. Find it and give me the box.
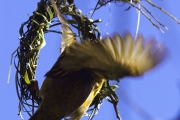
[60,24,75,53]
[49,0,75,53]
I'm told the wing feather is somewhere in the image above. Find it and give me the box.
[60,33,167,79]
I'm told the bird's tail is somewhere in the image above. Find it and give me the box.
[60,33,167,79]
[49,0,75,53]
[60,24,76,53]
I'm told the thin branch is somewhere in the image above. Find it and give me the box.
[127,1,164,33]
[146,0,180,24]
[139,2,168,30]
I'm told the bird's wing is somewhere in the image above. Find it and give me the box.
[60,33,167,79]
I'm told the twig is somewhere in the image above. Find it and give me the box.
[139,2,168,30]
[127,1,164,33]
[146,0,180,24]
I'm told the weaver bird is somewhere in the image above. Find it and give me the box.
[29,32,167,120]
[29,1,167,120]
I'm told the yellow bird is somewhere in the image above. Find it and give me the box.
[29,1,167,120]
[29,32,167,120]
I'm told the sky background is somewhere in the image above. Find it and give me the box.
[1,0,180,120]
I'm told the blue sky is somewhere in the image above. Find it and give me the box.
[1,0,180,120]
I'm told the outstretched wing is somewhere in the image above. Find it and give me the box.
[60,33,167,79]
